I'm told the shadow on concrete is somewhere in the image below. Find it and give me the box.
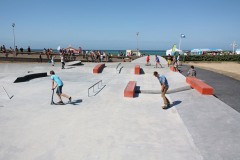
[134,86,141,97]
[98,66,106,73]
[140,68,145,74]
[64,67,76,69]
[172,100,182,106]
[69,99,83,105]
[68,62,84,66]
[164,100,182,109]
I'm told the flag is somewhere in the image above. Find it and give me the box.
[172,44,177,52]
[181,34,186,38]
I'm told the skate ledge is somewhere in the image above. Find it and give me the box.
[93,63,105,73]
[14,72,47,83]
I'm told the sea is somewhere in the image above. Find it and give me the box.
[32,49,166,56]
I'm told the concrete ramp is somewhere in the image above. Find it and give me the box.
[66,61,82,66]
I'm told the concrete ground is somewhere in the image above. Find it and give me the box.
[179,64,240,113]
[0,55,240,160]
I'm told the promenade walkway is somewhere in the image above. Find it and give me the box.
[0,55,240,160]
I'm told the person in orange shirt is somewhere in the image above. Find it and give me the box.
[146,55,150,65]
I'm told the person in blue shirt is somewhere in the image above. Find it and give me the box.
[153,71,170,109]
[155,55,163,68]
[50,70,71,104]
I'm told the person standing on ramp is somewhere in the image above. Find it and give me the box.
[50,70,71,104]
[153,71,170,109]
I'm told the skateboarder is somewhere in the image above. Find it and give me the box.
[50,70,71,104]
[153,71,170,109]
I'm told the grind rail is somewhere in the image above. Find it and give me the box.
[88,80,105,97]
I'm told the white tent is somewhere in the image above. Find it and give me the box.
[236,49,240,55]
[166,48,183,56]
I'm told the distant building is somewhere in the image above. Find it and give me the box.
[126,50,141,56]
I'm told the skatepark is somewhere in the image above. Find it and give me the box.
[0,55,240,160]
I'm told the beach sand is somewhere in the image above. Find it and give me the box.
[186,62,240,81]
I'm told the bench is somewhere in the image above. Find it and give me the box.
[186,77,214,95]
[170,65,178,72]
[124,81,136,97]
[134,65,141,74]
[93,63,105,73]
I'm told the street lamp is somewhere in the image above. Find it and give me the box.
[12,23,16,56]
[136,32,139,55]
[230,41,237,54]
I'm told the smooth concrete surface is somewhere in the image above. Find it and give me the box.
[0,56,240,160]
[179,64,240,113]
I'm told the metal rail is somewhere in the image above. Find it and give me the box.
[88,80,103,97]
[116,63,122,73]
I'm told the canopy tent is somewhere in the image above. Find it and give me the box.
[166,48,183,56]
[64,46,80,54]
[236,49,240,55]
[191,49,223,55]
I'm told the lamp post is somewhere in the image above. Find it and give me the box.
[136,32,139,55]
[12,23,16,56]
[230,41,237,54]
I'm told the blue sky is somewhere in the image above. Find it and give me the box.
[0,0,239,50]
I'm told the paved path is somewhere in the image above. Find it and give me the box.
[179,64,240,113]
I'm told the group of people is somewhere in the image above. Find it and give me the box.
[146,55,163,68]
[84,50,109,62]
[0,45,31,55]
[167,54,183,71]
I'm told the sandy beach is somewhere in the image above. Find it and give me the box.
[186,62,240,81]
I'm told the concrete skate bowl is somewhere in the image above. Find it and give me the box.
[14,72,47,83]
[131,55,167,65]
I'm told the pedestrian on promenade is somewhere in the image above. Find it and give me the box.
[153,71,170,109]
[39,53,42,63]
[146,55,150,66]
[60,53,65,69]
[167,54,172,67]
[50,70,71,104]
[187,65,196,77]
[177,54,182,66]
[173,61,178,72]
[28,46,31,53]
[155,55,163,68]
[51,55,55,66]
